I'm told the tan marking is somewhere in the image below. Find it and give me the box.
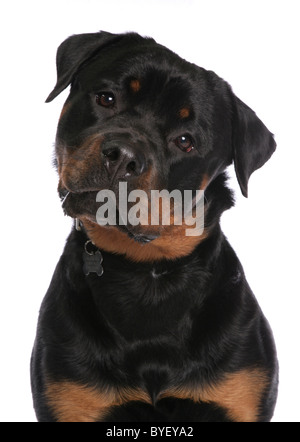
[82,220,208,262]
[46,381,151,422]
[179,107,190,119]
[200,173,210,191]
[58,135,104,191]
[46,368,268,422]
[130,79,141,93]
[81,177,209,262]
[81,176,209,262]
[160,368,269,422]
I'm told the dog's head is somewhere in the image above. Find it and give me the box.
[47,31,276,260]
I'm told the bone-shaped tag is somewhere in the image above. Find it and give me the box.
[83,249,104,277]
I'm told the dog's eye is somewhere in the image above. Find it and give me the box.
[174,135,194,153]
[95,92,115,108]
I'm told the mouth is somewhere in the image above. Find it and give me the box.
[60,188,98,217]
[59,189,160,244]
[116,220,159,244]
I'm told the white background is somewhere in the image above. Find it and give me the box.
[1,0,299,422]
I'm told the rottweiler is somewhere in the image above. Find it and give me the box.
[31,31,278,422]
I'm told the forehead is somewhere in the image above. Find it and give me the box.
[76,40,208,96]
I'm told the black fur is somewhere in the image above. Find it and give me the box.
[31,31,278,422]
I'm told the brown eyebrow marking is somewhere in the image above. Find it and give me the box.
[130,79,141,93]
[179,107,190,119]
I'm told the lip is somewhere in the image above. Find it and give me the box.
[131,234,158,243]
[117,222,159,244]
[59,189,99,219]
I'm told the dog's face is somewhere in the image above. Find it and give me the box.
[47,32,275,254]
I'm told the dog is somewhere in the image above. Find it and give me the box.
[31,31,278,422]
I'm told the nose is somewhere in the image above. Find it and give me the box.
[102,142,147,180]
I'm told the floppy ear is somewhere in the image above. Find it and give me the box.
[232,96,276,197]
[46,31,121,103]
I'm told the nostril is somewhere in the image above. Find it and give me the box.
[103,147,120,162]
[126,161,137,176]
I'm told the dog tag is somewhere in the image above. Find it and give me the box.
[83,241,104,277]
